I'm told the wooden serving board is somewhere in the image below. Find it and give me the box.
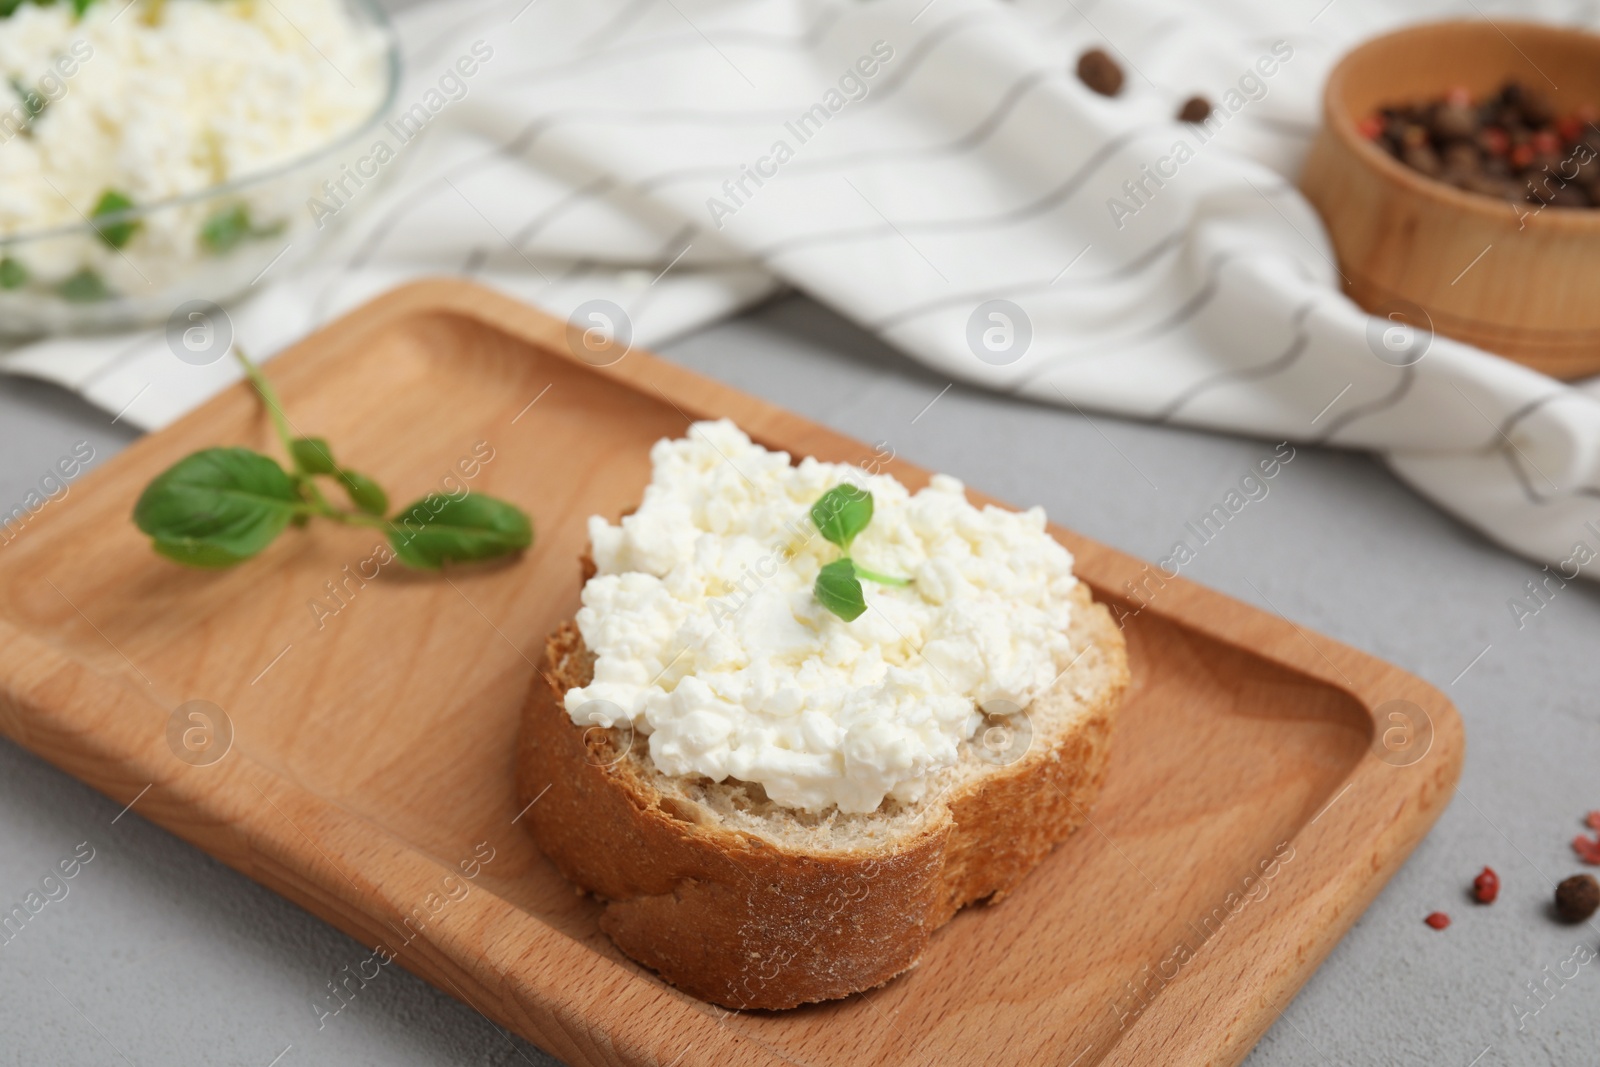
[0,281,1462,1067]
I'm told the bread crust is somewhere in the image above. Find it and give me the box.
[516,582,1128,1010]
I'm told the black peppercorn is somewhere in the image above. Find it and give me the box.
[1177,96,1212,124]
[1076,49,1124,97]
[1555,873,1599,923]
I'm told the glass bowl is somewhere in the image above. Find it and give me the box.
[0,0,402,337]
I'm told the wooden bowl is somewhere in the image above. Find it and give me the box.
[1301,20,1600,379]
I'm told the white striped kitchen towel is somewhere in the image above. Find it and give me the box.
[6,0,1600,578]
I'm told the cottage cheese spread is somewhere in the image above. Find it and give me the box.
[564,420,1079,814]
[0,0,385,283]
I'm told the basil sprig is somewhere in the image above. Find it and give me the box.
[809,484,909,621]
[133,348,533,571]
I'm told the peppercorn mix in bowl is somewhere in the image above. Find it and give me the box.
[1363,81,1600,209]
[1301,20,1600,379]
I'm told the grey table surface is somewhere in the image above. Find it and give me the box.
[3,291,1598,1067]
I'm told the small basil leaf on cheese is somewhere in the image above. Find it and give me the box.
[91,189,140,249]
[0,257,27,290]
[814,558,867,621]
[58,267,109,302]
[810,484,873,552]
[200,205,254,255]
[11,77,44,119]
[200,204,286,255]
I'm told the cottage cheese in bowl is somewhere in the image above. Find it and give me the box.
[0,0,393,332]
[564,420,1081,814]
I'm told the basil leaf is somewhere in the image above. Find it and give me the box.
[91,189,140,250]
[72,0,97,15]
[814,558,866,621]
[387,493,533,569]
[0,257,26,290]
[133,447,303,567]
[200,205,252,255]
[290,436,336,474]
[58,268,109,302]
[199,205,282,255]
[149,538,255,569]
[10,77,43,120]
[338,470,388,516]
[810,484,873,551]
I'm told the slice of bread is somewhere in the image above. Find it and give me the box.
[515,578,1129,1010]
